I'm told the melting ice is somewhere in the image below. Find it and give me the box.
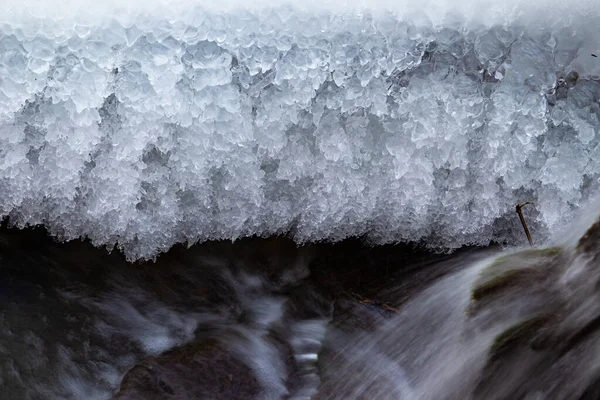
[0,0,600,259]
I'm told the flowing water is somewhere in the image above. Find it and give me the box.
[0,207,599,399]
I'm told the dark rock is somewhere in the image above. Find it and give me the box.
[113,339,259,400]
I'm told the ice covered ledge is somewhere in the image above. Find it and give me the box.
[0,0,599,259]
[1,0,598,22]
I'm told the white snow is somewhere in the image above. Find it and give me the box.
[0,1,599,259]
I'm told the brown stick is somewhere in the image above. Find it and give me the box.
[516,202,534,247]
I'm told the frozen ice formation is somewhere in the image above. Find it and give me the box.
[1,1,600,260]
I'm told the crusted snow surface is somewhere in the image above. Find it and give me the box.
[0,1,600,260]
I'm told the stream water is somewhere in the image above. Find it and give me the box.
[0,202,598,399]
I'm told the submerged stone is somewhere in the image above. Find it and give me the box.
[467,213,600,399]
[470,247,562,303]
[488,314,553,361]
[114,339,259,400]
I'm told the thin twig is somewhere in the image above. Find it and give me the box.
[516,202,535,247]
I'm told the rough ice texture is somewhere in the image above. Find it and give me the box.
[1,3,600,260]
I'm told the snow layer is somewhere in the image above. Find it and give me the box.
[0,2,600,259]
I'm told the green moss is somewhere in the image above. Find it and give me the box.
[489,315,551,361]
[488,247,561,270]
[471,247,561,303]
[471,269,533,302]
[541,247,561,257]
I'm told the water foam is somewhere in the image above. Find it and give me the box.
[1,1,600,259]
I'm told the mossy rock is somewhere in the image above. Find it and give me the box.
[486,247,561,270]
[488,314,552,361]
[470,248,561,304]
[471,269,534,302]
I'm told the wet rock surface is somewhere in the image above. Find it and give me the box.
[466,224,600,400]
[114,339,259,400]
